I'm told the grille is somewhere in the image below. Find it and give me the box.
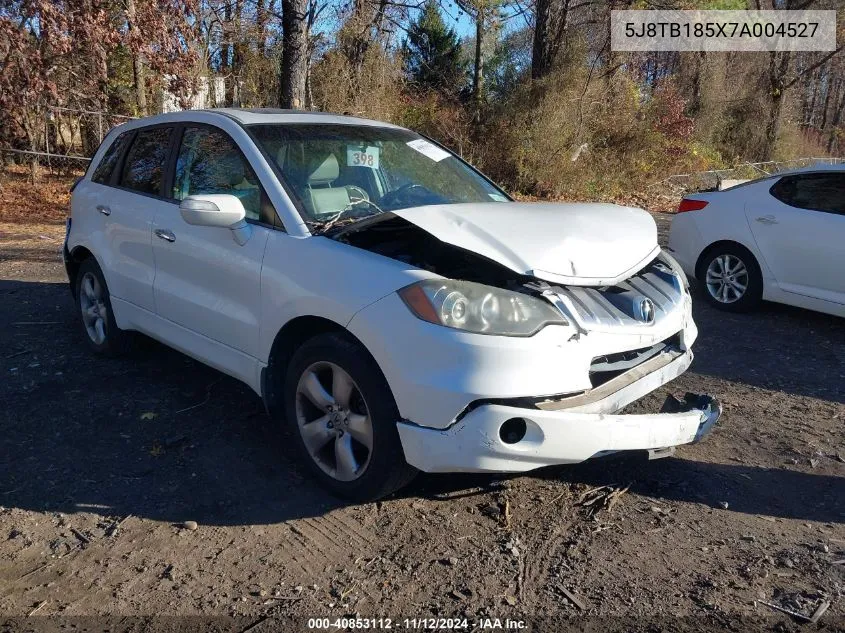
[551,259,686,332]
[589,333,682,387]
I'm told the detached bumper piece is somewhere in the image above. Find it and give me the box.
[397,393,722,474]
[660,392,721,443]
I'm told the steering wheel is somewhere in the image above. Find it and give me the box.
[380,183,432,209]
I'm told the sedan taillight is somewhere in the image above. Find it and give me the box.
[677,199,709,213]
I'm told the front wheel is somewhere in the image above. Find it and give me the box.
[697,244,763,313]
[283,332,417,501]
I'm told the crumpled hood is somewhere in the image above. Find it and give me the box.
[392,202,660,286]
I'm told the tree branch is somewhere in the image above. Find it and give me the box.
[784,46,845,90]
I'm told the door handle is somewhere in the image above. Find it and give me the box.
[755,215,778,225]
[96,205,111,216]
[155,229,176,243]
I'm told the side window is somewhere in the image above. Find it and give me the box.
[92,131,131,185]
[771,173,845,215]
[119,127,173,195]
[173,127,262,221]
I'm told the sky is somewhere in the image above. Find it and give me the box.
[441,0,477,38]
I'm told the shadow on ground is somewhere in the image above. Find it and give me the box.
[1,279,843,527]
[413,453,845,524]
[687,283,845,404]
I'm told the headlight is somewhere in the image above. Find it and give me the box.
[398,279,569,336]
[658,250,689,289]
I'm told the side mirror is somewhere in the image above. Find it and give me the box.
[180,194,252,245]
[180,194,247,228]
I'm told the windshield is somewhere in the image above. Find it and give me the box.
[248,123,509,230]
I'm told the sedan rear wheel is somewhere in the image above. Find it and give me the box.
[697,244,762,313]
[705,254,748,304]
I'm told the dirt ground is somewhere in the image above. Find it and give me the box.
[1,208,843,631]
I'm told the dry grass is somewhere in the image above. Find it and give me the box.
[0,165,76,225]
[0,221,65,267]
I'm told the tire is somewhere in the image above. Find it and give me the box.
[283,332,417,501]
[696,243,763,313]
[74,257,132,356]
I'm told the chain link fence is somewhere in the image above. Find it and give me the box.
[1,107,135,181]
[649,157,845,199]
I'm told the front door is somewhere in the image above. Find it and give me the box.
[151,124,272,358]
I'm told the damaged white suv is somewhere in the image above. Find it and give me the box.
[65,109,720,500]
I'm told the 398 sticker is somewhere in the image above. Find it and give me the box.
[347,145,380,169]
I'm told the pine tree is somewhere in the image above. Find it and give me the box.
[403,1,467,93]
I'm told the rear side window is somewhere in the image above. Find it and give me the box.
[120,127,174,195]
[770,173,845,215]
[91,131,132,185]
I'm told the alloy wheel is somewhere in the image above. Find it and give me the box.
[79,272,108,345]
[705,254,749,304]
[294,361,374,482]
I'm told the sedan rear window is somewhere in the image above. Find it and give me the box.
[120,127,173,196]
[770,173,845,215]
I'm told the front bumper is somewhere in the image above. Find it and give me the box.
[396,349,721,473]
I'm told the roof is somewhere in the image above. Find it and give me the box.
[716,161,844,192]
[205,107,403,128]
[109,108,405,134]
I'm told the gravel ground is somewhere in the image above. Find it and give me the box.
[0,215,843,631]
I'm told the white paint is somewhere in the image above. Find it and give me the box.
[668,168,845,317]
[393,202,660,286]
[68,109,714,478]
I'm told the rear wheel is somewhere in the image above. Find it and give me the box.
[75,258,132,355]
[697,243,763,312]
[283,332,417,501]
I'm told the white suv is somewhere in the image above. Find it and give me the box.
[65,108,720,500]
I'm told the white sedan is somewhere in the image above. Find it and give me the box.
[668,167,845,316]
[65,108,719,500]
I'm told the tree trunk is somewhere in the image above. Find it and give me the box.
[126,0,147,116]
[687,52,706,117]
[805,66,819,128]
[827,84,845,153]
[761,51,791,160]
[819,74,834,131]
[531,0,567,80]
[280,0,308,109]
[472,6,484,122]
[223,1,235,105]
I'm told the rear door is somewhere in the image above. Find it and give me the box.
[151,124,272,358]
[95,125,176,312]
[745,172,845,304]
[70,128,133,275]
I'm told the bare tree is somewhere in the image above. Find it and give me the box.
[280,0,309,108]
[531,0,568,79]
[126,0,148,116]
[456,0,499,121]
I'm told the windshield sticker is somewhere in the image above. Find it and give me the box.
[488,193,508,202]
[347,145,380,169]
[406,139,451,162]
